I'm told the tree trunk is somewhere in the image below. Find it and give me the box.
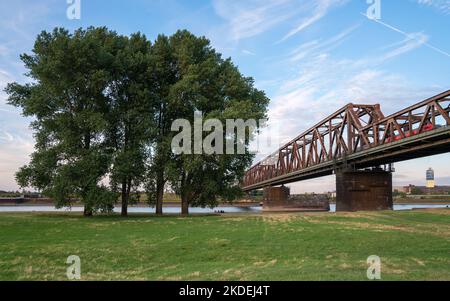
[83,206,93,217]
[121,178,128,217]
[83,133,92,217]
[155,171,164,215]
[181,194,189,216]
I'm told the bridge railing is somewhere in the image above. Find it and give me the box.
[242,90,450,189]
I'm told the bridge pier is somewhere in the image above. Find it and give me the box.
[335,170,393,212]
[263,186,290,210]
[262,186,330,212]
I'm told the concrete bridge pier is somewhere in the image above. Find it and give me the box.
[335,169,393,212]
[262,186,330,212]
[262,186,290,210]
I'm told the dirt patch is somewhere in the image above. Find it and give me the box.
[261,214,299,224]
[414,208,450,215]
[207,238,230,246]
[253,259,277,267]
[304,218,450,238]
[220,217,245,222]
[188,271,201,277]
[412,258,426,266]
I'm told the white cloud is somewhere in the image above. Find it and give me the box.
[0,69,13,109]
[416,0,450,14]
[0,0,54,41]
[0,68,34,191]
[288,24,359,63]
[279,0,349,42]
[212,0,348,43]
[0,133,34,191]
[269,67,438,142]
[242,49,256,56]
[212,0,296,41]
[362,13,450,59]
[378,32,429,61]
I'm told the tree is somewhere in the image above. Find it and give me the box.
[144,33,185,215]
[105,33,156,216]
[6,27,269,217]
[5,27,120,216]
[411,187,423,195]
[148,30,269,215]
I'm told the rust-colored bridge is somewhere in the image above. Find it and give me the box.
[242,90,450,211]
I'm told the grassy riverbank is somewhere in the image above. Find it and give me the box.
[0,209,449,280]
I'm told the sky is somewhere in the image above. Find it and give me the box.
[0,0,449,193]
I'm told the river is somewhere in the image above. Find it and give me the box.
[0,204,448,213]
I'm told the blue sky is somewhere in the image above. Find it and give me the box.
[0,0,449,192]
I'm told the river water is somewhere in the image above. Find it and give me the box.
[0,204,448,213]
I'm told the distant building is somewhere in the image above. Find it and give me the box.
[393,186,406,193]
[400,184,450,195]
[426,168,435,188]
[327,191,337,198]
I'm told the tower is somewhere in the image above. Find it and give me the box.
[426,168,435,188]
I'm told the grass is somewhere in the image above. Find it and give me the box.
[0,209,449,280]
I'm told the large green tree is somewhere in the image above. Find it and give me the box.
[5,27,121,216]
[106,33,156,216]
[147,30,269,215]
[6,27,269,217]
[144,34,179,215]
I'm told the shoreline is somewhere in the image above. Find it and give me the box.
[0,202,262,208]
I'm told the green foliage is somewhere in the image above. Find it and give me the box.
[84,185,118,213]
[148,30,269,211]
[411,187,424,195]
[393,190,407,198]
[6,27,269,215]
[5,27,121,214]
[105,33,156,210]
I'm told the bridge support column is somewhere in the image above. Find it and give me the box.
[336,170,393,212]
[262,186,330,212]
[263,186,290,210]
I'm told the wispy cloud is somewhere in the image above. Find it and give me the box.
[416,0,450,14]
[242,49,256,56]
[362,13,450,59]
[212,0,348,43]
[380,32,429,61]
[0,0,54,41]
[278,0,349,43]
[0,68,14,112]
[0,130,34,190]
[288,23,359,62]
[0,67,34,191]
[212,0,296,41]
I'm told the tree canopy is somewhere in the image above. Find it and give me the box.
[5,27,269,216]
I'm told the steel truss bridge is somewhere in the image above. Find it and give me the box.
[242,90,450,192]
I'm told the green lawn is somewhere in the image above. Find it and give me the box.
[0,209,449,280]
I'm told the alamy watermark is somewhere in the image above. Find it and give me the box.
[66,255,81,280]
[367,255,381,280]
[67,0,81,20]
[170,112,282,156]
[366,0,381,20]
